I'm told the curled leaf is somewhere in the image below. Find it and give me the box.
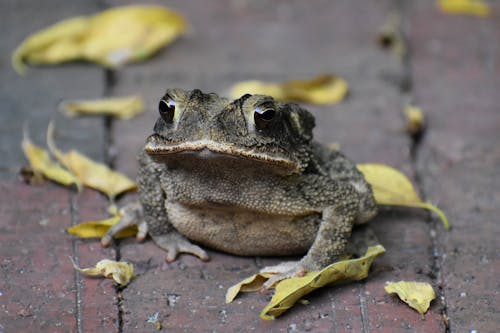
[60,95,145,119]
[404,104,425,137]
[73,259,135,286]
[47,123,137,200]
[261,245,385,320]
[437,0,491,17]
[225,272,274,304]
[226,245,385,320]
[385,281,436,315]
[12,5,187,74]
[67,215,137,239]
[230,74,348,105]
[21,128,80,189]
[357,164,449,229]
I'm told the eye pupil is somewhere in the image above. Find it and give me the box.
[159,98,175,123]
[254,107,276,128]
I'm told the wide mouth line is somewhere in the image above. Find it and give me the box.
[144,137,298,171]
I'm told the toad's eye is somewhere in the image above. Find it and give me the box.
[254,107,276,129]
[159,98,175,123]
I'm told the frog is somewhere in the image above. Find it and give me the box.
[102,88,377,287]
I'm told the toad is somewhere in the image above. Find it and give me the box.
[102,88,377,286]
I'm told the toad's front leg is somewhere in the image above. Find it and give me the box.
[102,152,209,262]
[262,194,358,289]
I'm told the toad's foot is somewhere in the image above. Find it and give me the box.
[151,232,210,262]
[100,202,209,262]
[101,201,148,246]
[260,260,319,291]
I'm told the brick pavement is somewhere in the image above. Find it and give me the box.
[0,1,498,332]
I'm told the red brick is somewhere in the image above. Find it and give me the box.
[0,181,75,332]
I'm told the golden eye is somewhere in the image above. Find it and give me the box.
[159,97,175,123]
[254,107,276,129]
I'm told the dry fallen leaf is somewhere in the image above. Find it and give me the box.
[377,14,407,59]
[385,281,436,315]
[226,272,275,304]
[437,0,491,17]
[230,81,286,101]
[357,164,449,229]
[226,245,385,320]
[404,104,425,137]
[60,95,145,119]
[73,259,135,286]
[19,166,46,185]
[47,123,137,200]
[230,74,348,105]
[21,128,80,189]
[12,5,187,74]
[67,215,137,239]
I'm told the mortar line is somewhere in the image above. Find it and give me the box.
[102,68,125,333]
[70,193,83,333]
[359,282,370,333]
[399,1,449,331]
[330,291,338,333]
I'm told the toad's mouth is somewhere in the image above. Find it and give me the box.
[144,134,300,174]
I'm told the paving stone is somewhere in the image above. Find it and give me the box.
[0,183,118,333]
[408,2,500,332]
[0,182,75,332]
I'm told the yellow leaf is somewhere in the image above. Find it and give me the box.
[67,215,137,239]
[21,128,80,189]
[60,95,145,119]
[285,75,348,105]
[404,104,425,136]
[385,281,436,315]
[225,272,275,304]
[73,259,135,286]
[437,0,491,17]
[261,245,385,320]
[83,6,187,68]
[47,123,137,200]
[230,74,348,105]
[226,245,385,319]
[230,81,287,102]
[12,16,89,74]
[12,5,186,74]
[357,164,449,229]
